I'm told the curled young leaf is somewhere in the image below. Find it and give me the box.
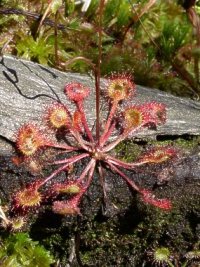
[64,82,90,102]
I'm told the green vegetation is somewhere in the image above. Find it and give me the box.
[76,188,200,266]
[0,233,54,267]
[114,135,200,164]
[1,0,200,97]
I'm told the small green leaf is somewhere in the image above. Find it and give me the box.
[65,0,75,16]
[51,0,62,14]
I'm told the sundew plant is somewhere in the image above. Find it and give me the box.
[0,0,178,230]
[6,74,177,227]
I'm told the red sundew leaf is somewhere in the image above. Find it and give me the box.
[141,189,172,210]
[52,198,81,215]
[13,180,43,209]
[45,103,71,129]
[123,102,166,132]
[107,74,136,101]
[139,146,178,164]
[11,156,24,166]
[123,105,150,130]
[16,124,47,156]
[144,102,166,125]
[52,181,83,195]
[72,110,84,132]
[64,82,90,102]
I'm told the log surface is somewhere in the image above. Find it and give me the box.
[0,55,200,154]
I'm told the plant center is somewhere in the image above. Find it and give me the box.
[91,147,105,161]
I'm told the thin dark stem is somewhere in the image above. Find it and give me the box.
[65,56,96,70]
[0,8,70,31]
[95,71,100,142]
[36,1,52,35]
[95,0,105,143]
[54,10,59,66]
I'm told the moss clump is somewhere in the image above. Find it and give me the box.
[115,135,200,164]
[154,135,200,150]
[114,140,144,162]
[0,233,54,267]
[76,181,199,266]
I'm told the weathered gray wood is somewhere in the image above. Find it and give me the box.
[0,55,200,154]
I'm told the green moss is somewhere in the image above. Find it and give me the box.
[77,180,200,266]
[114,140,143,162]
[115,135,200,164]
[0,233,54,267]
[152,135,200,150]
